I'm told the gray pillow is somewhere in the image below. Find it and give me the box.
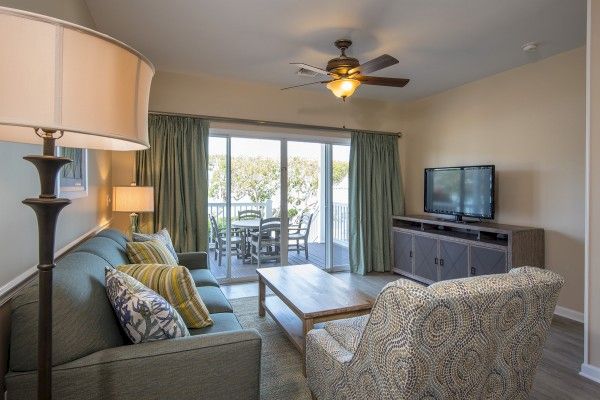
[133,228,179,262]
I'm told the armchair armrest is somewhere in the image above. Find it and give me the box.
[177,251,208,269]
[306,329,353,400]
[6,330,262,400]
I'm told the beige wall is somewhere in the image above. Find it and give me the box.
[0,0,112,289]
[111,70,407,229]
[400,47,586,313]
[585,0,600,377]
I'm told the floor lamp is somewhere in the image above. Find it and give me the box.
[0,7,154,400]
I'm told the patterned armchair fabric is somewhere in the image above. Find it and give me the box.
[306,267,564,400]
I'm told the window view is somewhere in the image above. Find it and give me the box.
[332,144,350,270]
[208,135,349,281]
[286,142,323,267]
[208,136,281,280]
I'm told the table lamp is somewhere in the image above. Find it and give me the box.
[113,184,155,235]
[0,7,154,400]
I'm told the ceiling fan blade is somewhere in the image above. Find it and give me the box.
[356,75,410,87]
[290,62,329,75]
[348,54,399,75]
[280,81,329,90]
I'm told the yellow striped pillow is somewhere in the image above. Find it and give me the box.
[126,240,177,265]
[117,264,213,329]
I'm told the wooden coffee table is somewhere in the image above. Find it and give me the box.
[257,264,373,354]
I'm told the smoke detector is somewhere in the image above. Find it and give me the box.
[522,42,538,52]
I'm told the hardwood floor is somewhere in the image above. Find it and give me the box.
[221,271,600,399]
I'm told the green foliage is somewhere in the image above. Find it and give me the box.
[208,154,349,211]
[333,160,348,185]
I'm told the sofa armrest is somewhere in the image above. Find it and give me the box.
[5,330,261,400]
[177,251,208,269]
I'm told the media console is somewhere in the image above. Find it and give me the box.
[391,215,544,284]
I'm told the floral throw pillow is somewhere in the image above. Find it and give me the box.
[133,228,179,263]
[105,267,189,343]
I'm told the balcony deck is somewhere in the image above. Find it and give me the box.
[208,242,350,280]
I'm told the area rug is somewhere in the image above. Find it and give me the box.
[230,296,312,400]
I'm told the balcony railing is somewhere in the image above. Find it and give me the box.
[332,202,349,246]
[207,200,349,247]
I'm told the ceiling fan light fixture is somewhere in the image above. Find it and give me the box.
[327,78,361,99]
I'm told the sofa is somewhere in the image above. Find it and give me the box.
[5,229,261,400]
[306,266,564,400]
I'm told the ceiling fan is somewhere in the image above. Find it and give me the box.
[283,39,409,100]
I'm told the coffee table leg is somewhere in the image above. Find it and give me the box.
[258,277,265,317]
[303,318,314,335]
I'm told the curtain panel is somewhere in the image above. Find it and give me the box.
[136,114,209,252]
[349,132,404,274]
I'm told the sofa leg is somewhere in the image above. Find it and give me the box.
[310,390,317,400]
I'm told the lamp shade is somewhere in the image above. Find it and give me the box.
[113,186,154,213]
[0,7,154,151]
[326,78,361,99]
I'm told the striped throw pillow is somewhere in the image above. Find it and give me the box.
[126,240,177,265]
[133,228,179,263]
[117,264,213,329]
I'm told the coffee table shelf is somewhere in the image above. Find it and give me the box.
[263,295,306,352]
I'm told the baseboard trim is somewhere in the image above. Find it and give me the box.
[0,219,112,306]
[580,363,600,384]
[554,305,585,323]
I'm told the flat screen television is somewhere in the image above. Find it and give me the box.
[424,165,495,221]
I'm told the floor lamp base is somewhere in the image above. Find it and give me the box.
[22,130,72,400]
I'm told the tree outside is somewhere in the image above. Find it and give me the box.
[208,154,348,219]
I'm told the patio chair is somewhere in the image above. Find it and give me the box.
[238,209,262,220]
[289,212,313,259]
[237,209,262,256]
[209,214,242,266]
[250,217,281,267]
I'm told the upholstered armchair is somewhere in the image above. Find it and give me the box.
[306,267,564,400]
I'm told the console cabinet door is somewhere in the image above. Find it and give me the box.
[439,239,469,280]
[470,246,507,276]
[393,230,413,275]
[413,235,438,283]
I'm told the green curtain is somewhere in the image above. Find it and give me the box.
[349,132,404,274]
[136,114,209,252]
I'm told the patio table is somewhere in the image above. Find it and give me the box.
[232,219,261,258]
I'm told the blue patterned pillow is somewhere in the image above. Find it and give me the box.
[133,228,179,263]
[105,267,189,343]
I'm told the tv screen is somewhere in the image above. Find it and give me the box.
[424,165,495,220]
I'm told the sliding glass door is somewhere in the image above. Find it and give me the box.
[208,135,282,282]
[208,133,349,282]
[331,145,350,271]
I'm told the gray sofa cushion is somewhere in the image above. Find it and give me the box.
[190,269,220,287]
[95,229,128,249]
[197,286,233,313]
[10,252,125,372]
[189,313,243,335]
[71,236,129,266]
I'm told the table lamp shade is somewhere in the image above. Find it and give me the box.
[113,186,154,213]
[0,7,154,150]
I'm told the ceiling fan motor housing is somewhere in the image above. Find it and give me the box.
[327,39,359,75]
[326,57,360,75]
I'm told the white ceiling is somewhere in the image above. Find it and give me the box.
[85,0,586,102]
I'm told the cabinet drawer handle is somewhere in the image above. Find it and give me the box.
[434,257,438,265]
[471,267,476,275]
[409,250,413,258]
[440,258,444,266]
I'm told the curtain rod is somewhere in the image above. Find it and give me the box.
[148,110,402,138]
